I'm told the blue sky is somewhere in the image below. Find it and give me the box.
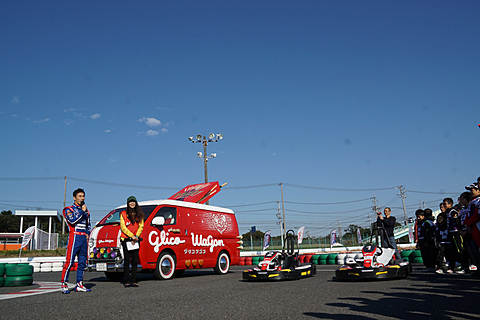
[1,1,479,237]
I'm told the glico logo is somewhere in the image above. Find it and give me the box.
[149,230,186,253]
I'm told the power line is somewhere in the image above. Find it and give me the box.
[283,183,397,192]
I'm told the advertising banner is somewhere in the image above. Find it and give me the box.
[330,229,337,248]
[263,230,271,251]
[297,226,305,245]
[20,226,35,249]
[357,228,363,245]
[408,226,414,243]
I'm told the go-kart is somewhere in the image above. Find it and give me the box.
[243,230,316,281]
[335,221,412,281]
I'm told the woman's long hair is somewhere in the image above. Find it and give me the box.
[126,201,145,223]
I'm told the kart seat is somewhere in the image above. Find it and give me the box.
[282,255,295,269]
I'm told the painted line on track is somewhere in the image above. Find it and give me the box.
[0,282,62,301]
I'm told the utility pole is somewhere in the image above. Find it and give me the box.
[396,185,408,226]
[276,201,284,248]
[279,183,286,242]
[337,218,342,243]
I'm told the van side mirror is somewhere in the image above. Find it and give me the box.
[151,216,165,226]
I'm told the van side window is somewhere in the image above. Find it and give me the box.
[153,207,177,225]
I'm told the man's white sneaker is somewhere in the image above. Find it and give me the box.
[74,281,91,292]
[61,282,70,294]
[469,265,478,271]
[435,269,444,274]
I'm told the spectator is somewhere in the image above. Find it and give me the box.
[377,207,401,259]
[458,191,479,272]
[435,207,459,274]
[418,208,437,271]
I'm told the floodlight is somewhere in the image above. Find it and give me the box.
[217,133,223,140]
[196,134,202,141]
[188,136,194,141]
[197,152,203,157]
[211,153,217,158]
[208,133,215,140]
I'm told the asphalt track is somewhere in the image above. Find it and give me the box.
[1,264,479,320]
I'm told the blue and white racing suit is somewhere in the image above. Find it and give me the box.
[61,203,91,284]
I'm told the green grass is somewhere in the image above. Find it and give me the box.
[0,248,66,258]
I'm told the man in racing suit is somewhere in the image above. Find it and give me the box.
[61,188,91,293]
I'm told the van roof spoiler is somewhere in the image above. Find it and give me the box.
[168,181,227,204]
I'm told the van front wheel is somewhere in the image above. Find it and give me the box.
[154,252,176,280]
[214,251,230,275]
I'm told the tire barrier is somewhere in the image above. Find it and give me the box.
[0,263,5,277]
[4,263,34,287]
[52,262,63,272]
[238,257,245,266]
[411,256,423,263]
[410,250,422,258]
[304,254,313,263]
[0,277,4,287]
[29,262,41,273]
[327,259,337,265]
[400,250,414,262]
[336,254,347,264]
[40,262,53,273]
[311,255,320,265]
[245,257,253,265]
[299,255,306,263]
[6,263,34,277]
[252,256,261,266]
[5,275,33,287]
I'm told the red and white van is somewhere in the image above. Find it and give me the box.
[87,182,242,280]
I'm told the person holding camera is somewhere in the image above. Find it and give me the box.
[61,188,91,294]
[377,207,401,259]
[120,196,145,287]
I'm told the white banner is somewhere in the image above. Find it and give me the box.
[408,226,414,243]
[263,231,271,251]
[297,226,306,245]
[357,228,363,245]
[330,229,337,248]
[20,226,35,249]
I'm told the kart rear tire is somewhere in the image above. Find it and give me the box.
[214,251,230,275]
[154,252,176,280]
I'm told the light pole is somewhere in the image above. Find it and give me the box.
[188,133,223,203]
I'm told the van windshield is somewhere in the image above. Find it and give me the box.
[97,205,158,225]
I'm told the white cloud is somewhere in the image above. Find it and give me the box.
[11,96,19,104]
[105,129,111,133]
[90,113,101,120]
[139,117,161,127]
[146,129,159,137]
[64,119,74,126]
[33,118,50,124]
[161,128,168,133]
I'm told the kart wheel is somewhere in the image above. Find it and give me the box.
[214,251,230,275]
[154,252,176,280]
[104,272,123,281]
